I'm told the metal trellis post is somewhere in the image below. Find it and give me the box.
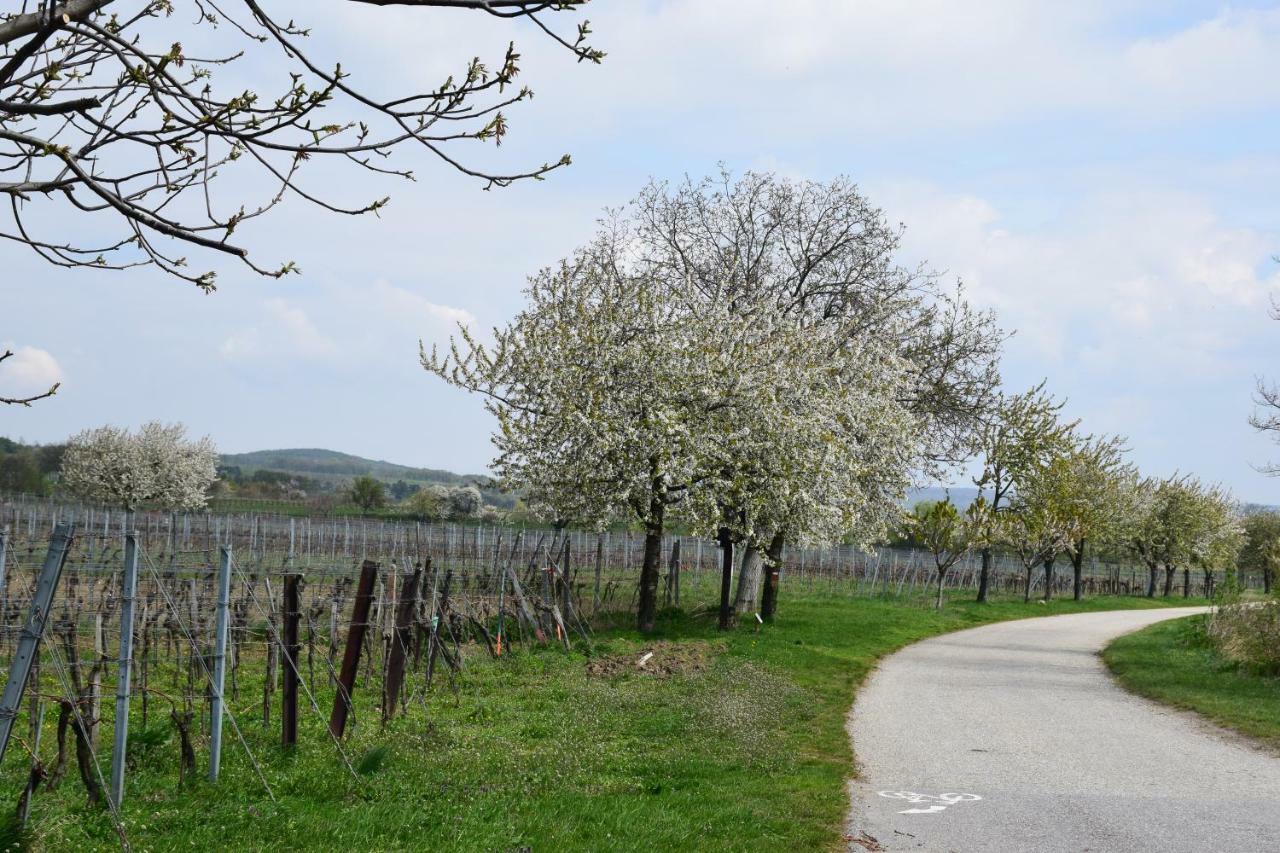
[209,546,233,781]
[0,522,75,766]
[109,531,140,807]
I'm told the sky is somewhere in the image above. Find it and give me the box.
[3,1,1280,502]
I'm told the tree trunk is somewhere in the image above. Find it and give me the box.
[717,527,734,631]
[976,546,992,603]
[1043,556,1055,601]
[1146,564,1158,598]
[1162,565,1176,597]
[1265,567,1273,595]
[936,570,946,610]
[733,545,763,615]
[1203,569,1214,600]
[1072,539,1086,601]
[1182,567,1190,598]
[760,532,785,621]
[636,509,666,634]
[1023,565,1033,602]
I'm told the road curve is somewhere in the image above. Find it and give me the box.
[846,607,1280,853]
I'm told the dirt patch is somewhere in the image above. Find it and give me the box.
[586,640,718,679]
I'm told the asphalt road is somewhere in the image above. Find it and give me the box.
[846,607,1280,853]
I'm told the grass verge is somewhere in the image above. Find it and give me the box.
[1103,614,1280,752]
[3,594,1202,852]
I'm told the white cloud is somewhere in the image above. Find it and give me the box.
[878,180,1280,380]
[369,281,475,328]
[0,342,64,395]
[220,299,335,362]
[1125,8,1280,111]
[264,298,336,356]
[218,330,260,360]
[321,1,1280,145]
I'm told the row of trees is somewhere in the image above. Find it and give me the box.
[910,383,1243,607]
[428,171,1260,631]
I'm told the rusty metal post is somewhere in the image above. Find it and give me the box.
[281,573,301,747]
[329,560,378,739]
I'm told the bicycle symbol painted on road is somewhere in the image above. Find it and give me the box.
[877,791,983,815]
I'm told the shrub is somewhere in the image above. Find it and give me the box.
[1205,601,1280,674]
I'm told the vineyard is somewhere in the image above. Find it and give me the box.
[0,494,1245,843]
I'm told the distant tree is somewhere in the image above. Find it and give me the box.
[216,465,245,485]
[1123,475,1237,597]
[349,475,386,513]
[972,383,1075,602]
[1240,511,1280,594]
[35,443,64,473]
[1192,495,1243,599]
[444,484,484,519]
[907,497,992,609]
[403,487,443,521]
[1004,464,1072,602]
[1046,434,1132,601]
[389,480,419,502]
[0,449,46,493]
[61,422,217,511]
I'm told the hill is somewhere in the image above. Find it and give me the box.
[216,447,515,509]
[218,448,490,487]
[219,449,994,515]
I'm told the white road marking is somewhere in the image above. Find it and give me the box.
[877,791,983,815]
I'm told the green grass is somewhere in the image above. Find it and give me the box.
[1104,614,1280,752]
[2,594,1203,852]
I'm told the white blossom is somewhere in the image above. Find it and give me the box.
[60,421,218,511]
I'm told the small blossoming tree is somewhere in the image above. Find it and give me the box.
[60,421,217,511]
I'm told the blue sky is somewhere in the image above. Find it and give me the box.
[3,1,1280,502]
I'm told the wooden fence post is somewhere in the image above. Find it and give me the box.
[382,566,421,725]
[717,528,734,631]
[109,531,140,807]
[560,537,573,623]
[329,560,378,739]
[667,539,681,607]
[504,563,546,645]
[426,570,454,689]
[281,573,301,747]
[593,534,604,613]
[0,522,74,765]
[208,546,232,781]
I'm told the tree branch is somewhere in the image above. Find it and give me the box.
[0,349,60,406]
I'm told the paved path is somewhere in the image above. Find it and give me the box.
[846,608,1280,853]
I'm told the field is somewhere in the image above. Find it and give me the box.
[1104,614,1280,753]
[1,593,1206,852]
